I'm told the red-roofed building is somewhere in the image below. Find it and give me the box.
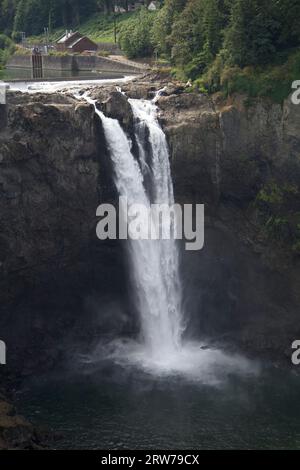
[56,31,98,53]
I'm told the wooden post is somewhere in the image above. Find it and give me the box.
[114,12,117,44]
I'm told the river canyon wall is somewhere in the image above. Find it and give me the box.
[157,87,300,357]
[1,78,300,379]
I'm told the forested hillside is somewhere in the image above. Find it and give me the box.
[118,0,300,101]
[0,1,153,37]
[1,0,300,101]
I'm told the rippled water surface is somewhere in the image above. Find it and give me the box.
[17,362,300,450]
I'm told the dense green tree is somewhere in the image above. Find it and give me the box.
[151,0,187,55]
[0,32,15,66]
[14,0,46,35]
[275,0,300,48]
[202,0,224,57]
[6,0,99,36]
[0,0,16,35]
[119,6,155,58]
[224,0,280,67]
[166,0,228,77]
[169,0,205,70]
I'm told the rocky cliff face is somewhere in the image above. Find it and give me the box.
[156,88,300,358]
[0,91,130,377]
[0,92,98,309]
[1,80,300,377]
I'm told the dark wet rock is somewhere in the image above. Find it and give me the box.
[88,87,134,132]
[97,91,134,133]
[121,82,156,100]
[121,78,186,100]
[0,90,129,377]
[0,395,45,449]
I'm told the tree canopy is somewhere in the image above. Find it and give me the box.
[0,0,299,85]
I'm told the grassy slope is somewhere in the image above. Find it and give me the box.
[27,11,137,44]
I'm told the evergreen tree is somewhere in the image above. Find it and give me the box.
[0,0,15,35]
[151,0,190,56]
[275,0,300,48]
[203,0,224,57]
[224,0,279,67]
[119,7,155,58]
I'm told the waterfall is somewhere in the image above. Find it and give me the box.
[89,93,183,360]
[129,98,183,355]
[81,91,257,380]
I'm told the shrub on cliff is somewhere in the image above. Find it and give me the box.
[254,181,300,255]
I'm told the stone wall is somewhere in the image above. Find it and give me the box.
[7,54,144,74]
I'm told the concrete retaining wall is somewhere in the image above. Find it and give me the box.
[7,54,145,74]
[42,55,75,71]
[7,55,31,68]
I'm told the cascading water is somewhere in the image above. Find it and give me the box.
[83,91,257,381]
[88,93,183,361]
[129,97,184,352]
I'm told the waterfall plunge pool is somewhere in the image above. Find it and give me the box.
[17,360,300,450]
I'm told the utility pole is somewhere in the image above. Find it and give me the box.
[114,10,117,44]
[21,32,26,48]
[44,27,49,52]
[48,8,52,35]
